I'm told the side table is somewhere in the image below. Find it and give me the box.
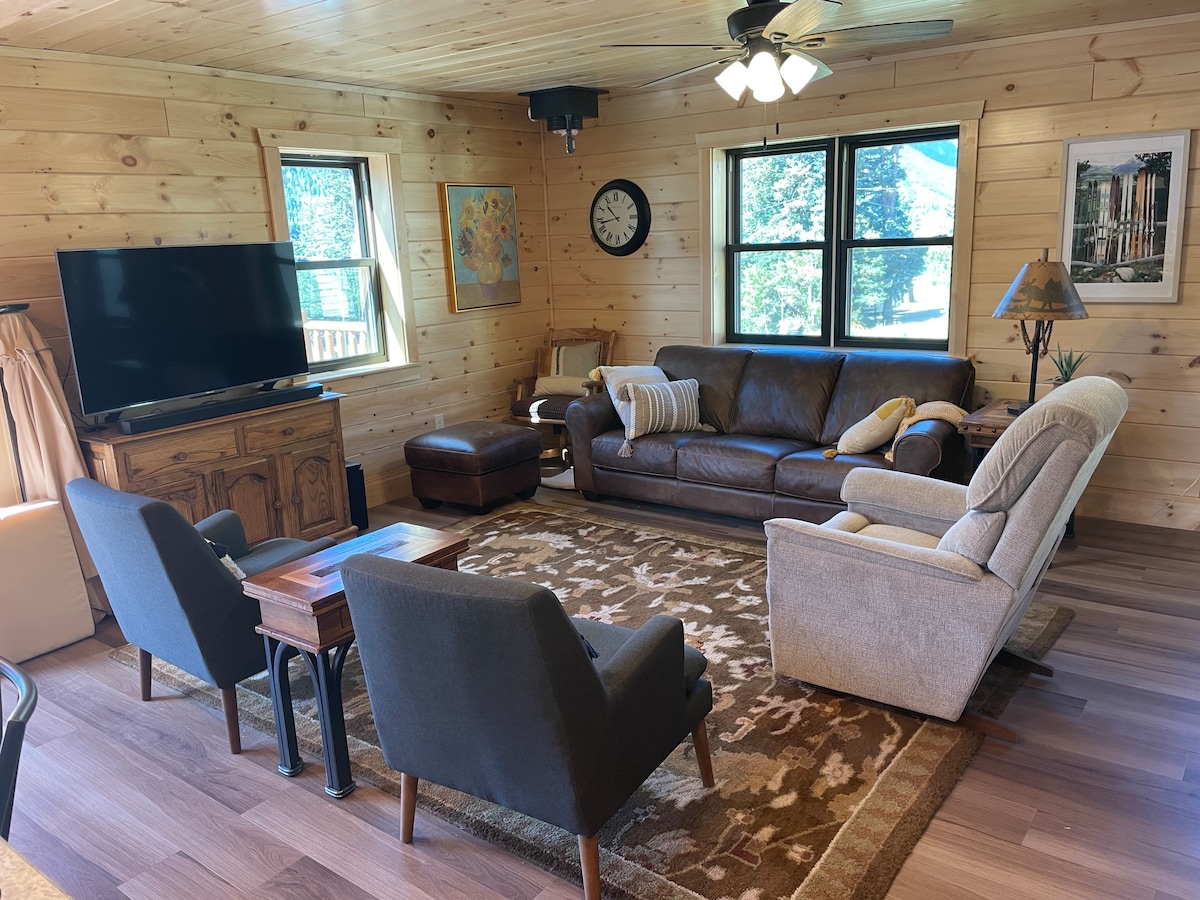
[958,399,1074,537]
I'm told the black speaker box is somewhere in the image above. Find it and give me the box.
[345,462,369,531]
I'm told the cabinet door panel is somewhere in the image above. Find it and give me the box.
[146,476,211,524]
[212,458,281,546]
[279,441,346,541]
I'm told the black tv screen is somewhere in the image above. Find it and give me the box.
[56,242,310,416]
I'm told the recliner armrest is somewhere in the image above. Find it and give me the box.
[840,468,968,537]
[194,509,250,559]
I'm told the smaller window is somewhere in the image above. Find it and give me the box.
[281,154,387,371]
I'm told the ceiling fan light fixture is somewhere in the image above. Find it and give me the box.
[747,47,784,102]
[715,59,750,100]
[779,51,819,93]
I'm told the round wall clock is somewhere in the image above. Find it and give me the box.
[589,179,651,256]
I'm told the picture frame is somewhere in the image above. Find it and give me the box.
[1060,130,1190,303]
[442,184,522,312]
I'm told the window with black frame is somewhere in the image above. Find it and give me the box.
[726,127,958,350]
[281,154,387,371]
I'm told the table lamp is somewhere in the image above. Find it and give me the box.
[992,253,1088,414]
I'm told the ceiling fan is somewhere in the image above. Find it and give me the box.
[607,0,952,101]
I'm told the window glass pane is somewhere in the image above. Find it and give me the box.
[738,150,826,243]
[735,249,824,337]
[281,164,366,260]
[845,245,951,341]
[297,265,380,364]
[852,139,957,239]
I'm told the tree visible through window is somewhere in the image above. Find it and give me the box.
[281,155,386,370]
[727,128,958,350]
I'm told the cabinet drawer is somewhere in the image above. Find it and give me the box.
[121,429,238,485]
[242,405,336,453]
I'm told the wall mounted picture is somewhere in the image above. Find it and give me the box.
[442,184,522,312]
[1060,130,1190,302]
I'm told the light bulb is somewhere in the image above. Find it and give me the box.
[747,49,784,103]
[715,60,749,100]
[780,52,819,94]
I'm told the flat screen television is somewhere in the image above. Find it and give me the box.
[56,241,310,417]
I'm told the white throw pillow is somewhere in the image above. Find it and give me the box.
[597,365,669,431]
[618,379,702,457]
[551,341,602,377]
[823,396,915,458]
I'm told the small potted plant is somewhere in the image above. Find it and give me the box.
[1048,345,1091,384]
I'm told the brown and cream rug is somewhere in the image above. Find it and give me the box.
[116,502,1072,900]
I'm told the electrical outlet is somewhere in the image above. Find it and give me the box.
[434,413,445,429]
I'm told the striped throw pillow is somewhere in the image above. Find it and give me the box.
[618,378,701,457]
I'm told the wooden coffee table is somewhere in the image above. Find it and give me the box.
[245,521,468,797]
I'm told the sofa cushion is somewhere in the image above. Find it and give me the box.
[775,449,890,503]
[819,352,975,446]
[592,430,704,476]
[655,345,754,434]
[727,348,845,443]
[677,434,812,492]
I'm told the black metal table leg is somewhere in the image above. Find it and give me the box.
[300,641,356,798]
[263,635,303,777]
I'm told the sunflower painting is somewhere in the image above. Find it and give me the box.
[443,184,522,311]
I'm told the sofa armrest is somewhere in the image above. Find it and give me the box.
[893,419,969,483]
[565,393,622,495]
[841,468,968,536]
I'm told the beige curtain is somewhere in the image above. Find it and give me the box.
[0,312,108,615]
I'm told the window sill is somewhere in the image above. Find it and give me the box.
[299,360,422,388]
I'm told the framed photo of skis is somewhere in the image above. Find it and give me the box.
[1060,130,1190,303]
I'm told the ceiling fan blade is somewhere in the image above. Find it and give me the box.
[603,43,741,51]
[784,20,954,52]
[638,56,739,89]
[763,0,842,43]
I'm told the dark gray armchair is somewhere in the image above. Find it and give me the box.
[65,478,335,754]
[340,555,715,900]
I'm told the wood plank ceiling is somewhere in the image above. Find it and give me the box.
[1,0,1198,99]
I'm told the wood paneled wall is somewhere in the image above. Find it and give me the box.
[0,50,549,507]
[545,16,1200,531]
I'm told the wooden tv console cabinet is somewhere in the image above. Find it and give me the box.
[78,394,354,545]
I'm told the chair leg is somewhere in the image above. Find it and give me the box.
[220,687,241,754]
[138,648,152,701]
[400,773,418,844]
[577,834,600,900]
[997,647,1054,678]
[692,717,715,788]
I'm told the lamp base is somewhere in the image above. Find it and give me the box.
[1006,400,1034,415]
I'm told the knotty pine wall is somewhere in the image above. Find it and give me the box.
[545,14,1200,531]
[0,50,548,507]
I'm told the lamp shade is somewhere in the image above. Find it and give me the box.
[992,260,1088,321]
[716,60,750,100]
[747,48,785,102]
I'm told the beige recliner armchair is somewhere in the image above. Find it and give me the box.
[765,376,1127,731]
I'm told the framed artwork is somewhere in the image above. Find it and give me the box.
[1060,130,1190,303]
[442,184,522,312]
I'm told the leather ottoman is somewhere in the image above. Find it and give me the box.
[405,421,542,512]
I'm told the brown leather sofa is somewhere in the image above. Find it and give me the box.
[565,345,976,523]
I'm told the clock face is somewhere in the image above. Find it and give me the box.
[590,180,651,256]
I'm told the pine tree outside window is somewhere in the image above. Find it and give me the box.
[727,127,958,351]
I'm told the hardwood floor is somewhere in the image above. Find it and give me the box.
[5,489,1199,899]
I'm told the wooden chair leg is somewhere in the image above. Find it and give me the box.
[138,648,152,701]
[578,834,600,900]
[998,646,1054,678]
[400,773,418,844]
[220,687,241,754]
[959,711,1019,743]
[692,717,715,788]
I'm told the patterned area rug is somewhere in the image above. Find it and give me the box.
[114,503,1073,900]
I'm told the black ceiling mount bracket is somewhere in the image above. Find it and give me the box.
[520,86,608,154]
